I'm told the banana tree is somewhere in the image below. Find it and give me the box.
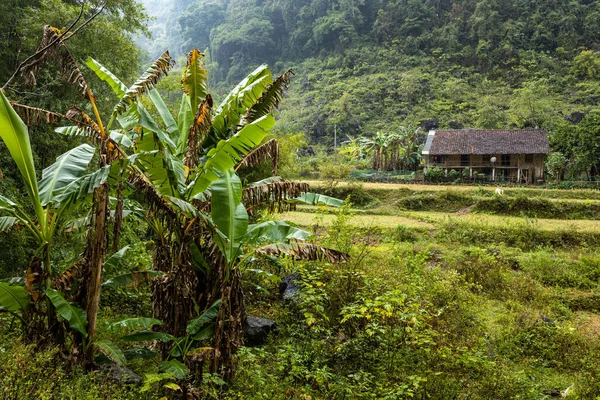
[360,131,389,171]
[397,126,423,171]
[0,90,109,341]
[82,48,346,379]
[339,135,365,161]
[204,169,348,377]
[1,25,178,363]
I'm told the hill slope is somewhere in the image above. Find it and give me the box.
[140,0,600,171]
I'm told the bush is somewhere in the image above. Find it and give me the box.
[448,169,461,181]
[519,251,600,290]
[474,194,600,219]
[498,318,594,371]
[398,190,474,212]
[435,217,600,250]
[312,183,378,208]
[0,342,141,400]
[424,167,445,183]
[562,292,600,312]
[391,224,421,242]
[318,161,352,183]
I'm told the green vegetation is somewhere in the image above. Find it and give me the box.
[264,184,600,398]
[3,0,600,399]
[137,0,600,179]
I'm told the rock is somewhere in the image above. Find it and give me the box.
[301,76,309,90]
[244,316,276,346]
[540,315,555,327]
[420,119,438,131]
[565,112,585,124]
[297,146,315,157]
[542,389,561,397]
[449,121,463,129]
[99,364,143,385]
[279,273,301,300]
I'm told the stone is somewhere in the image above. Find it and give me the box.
[542,389,561,397]
[540,315,555,327]
[565,112,585,124]
[420,119,438,131]
[297,146,315,157]
[279,273,301,300]
[99,364,143,385]
[244,316,276,346]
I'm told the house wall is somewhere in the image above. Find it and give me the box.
[425,154,546,184]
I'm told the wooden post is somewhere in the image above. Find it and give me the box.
[492,167,496,181]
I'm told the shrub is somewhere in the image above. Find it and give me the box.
[0,342,141,400]
[498,318,594,371]
[448,169,461,182]
[398,190,474,212]
[391,224,420,242]
[519,251,600,290]
[474,194,600,219]
[318,161,352,184]
[441,247,509,297]
[313,183,378,208]
[424,167,444,183]
[435,217,600,250]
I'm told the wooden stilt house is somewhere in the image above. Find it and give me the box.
[422,129,550,184]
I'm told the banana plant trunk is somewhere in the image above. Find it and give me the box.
[112,180,124,253]
[210,268,245,380]
[43,245,64,345]
[84,180,109,365]
[152,235,198,338]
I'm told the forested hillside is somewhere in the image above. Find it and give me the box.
[141,0,600,176]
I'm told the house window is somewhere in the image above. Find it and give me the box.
[460,155,470,166]
[501,154,511,166]
[525,154,534,163]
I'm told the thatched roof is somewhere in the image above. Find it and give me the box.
[422,129,550,155]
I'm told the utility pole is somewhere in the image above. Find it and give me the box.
[334,124,337,149]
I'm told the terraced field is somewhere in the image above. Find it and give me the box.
[267,182,600,397]
[284,208,600,232]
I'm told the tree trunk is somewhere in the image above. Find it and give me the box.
[43,246,64,345]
